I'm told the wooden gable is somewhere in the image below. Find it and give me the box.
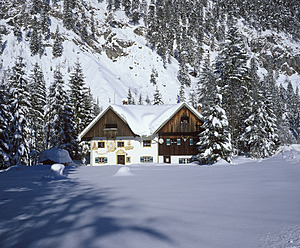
[81,108,135,140]
[156,105,202,135]
[157,105,203,156]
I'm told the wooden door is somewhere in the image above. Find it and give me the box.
[117,155,125,165]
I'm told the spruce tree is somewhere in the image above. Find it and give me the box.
[197,93,232,164]
[150,68,158,86]
[153,86,164,105]
[63,0,73,30]
[178,83,186,103]
[197,52,217,114]
[53,26,63,57]
[29,63,47,156]
[127,88,135,105]
[0,80,10,168]
[177,61,191,87]
[48,66,77,158]
[0,33,2,55]
[69,60,86,134]
[130,0,141,25]
[216,16,249,153]
[30,18,42,55]
[7,57,31,166]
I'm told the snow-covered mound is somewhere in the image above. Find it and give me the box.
[51,163,65,176]
[113,166,134,176]
[275,145,300,163]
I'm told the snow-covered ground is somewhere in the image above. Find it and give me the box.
[1,146,300,248]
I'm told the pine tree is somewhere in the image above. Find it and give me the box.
[153,86,164,105]
[7,57,31,166]
[28,63,47,157]
[53,26,63,57]
[197,93,232,164]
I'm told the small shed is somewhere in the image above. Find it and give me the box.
[39,148,73,165]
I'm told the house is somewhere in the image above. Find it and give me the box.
[79,102,203,165]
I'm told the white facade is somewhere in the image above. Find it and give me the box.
[89,135,159,166]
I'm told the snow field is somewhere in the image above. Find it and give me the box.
[0,148,300,248]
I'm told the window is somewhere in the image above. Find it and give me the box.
[166,139,171,146]
[117,141,124,147]
[179,158,190,164]
[95,157,107,164]
[98,141,105,148]
[177,138,181,146]
[143,140,151,147]
[126,157,131,163]
[105,124,117,129]
[181,116,189,123]
[189,138,194,146]
[140,156,153,163]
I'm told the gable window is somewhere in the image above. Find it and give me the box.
[105,124,117,129]
[98,141,105,148]
[181,116,189,124]
[117,141,124,147]
[143,140,151,147]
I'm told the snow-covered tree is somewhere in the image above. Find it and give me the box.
[153,86,164,105]
[130,0,141,25]
[177,61,191,87]
[197,93,232,164]
[197,52,217,114]
[53,26,63,57]
[63,0,73,30]
[7,57,31,166]
[0,80,10,168]
[216,16,250,152]
[28,63,47,156]
[47,65,76,158]
[178,83,186,103]
[150,68,158,86]
[30,18,42,55]
[127,88,135,105]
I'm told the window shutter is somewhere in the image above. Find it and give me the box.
[140,157,144,163]
[177,139,181,145]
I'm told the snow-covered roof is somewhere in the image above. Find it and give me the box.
[79,102,203,138]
